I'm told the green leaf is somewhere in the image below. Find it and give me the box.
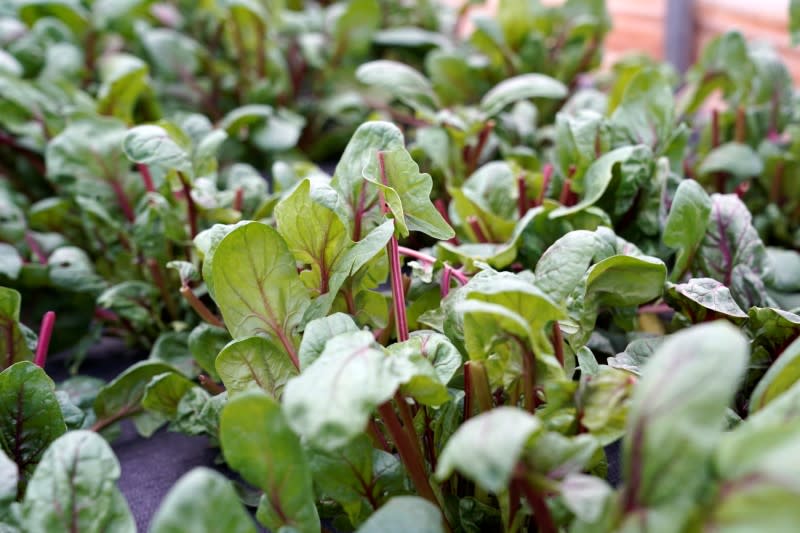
[480,73,567,117]
[577,367,634,445]
[334,0,381,57]
[298,313,359,370]
[21,431,134,533]
[193,222,248,299]
[0,362,66,498]
[749,336,800,411]
[0,244,22,281]
[534,230,597,303]
[17,0,89,36]
[276,179,349,295]
[142,372,197,418]
[551,145,651,218]
[698,142,764,179]
[215,336,298,398]
[307,434,403,527]
[0,288,33,370]
[0,449,16,524]
[220,391,320,533]
[622,322,748,509]
[188,324,229,382]
[609,69,676,152]
[150,468,256,533]
[695,194,769,293]
[96,53,150,123]
[46,115,129,183]
[663,179,712,280]
[363,148,454,240]
[356,496,445,533]
[747,307,800,356]
[93,361,178,433]
[665,278,748,322]
[793,0,800,46]
[436,407,541,493]
[448,162,517,242]
[282,331,396,451]
[122,124,192,175]
[211,222,309,361]
[356,60,438,112]
[386,337,450,406]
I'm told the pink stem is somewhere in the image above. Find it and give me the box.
[434,199,459,245]
[467,216,489,243]
[137,164,156,193]
[233,187,244,212]
[25,232,47,264]
[397,246,436,264]
[34,311,55,368]
[537,163,553,206]
[448,267,468,285]
[378,151,409,342]
[441,267,452,297]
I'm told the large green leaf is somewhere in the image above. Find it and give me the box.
[363,148,454,240]
[480,74,567,117]
[220,391,320,533]
[698,142,764,179]
[621,322,748,509]
[663,179,712,280]
[215,336,298,397]
[150,468,256,533]
[0,362,66,498]
[21,431,134,533]
[211,222,310,363]
[0,288,33,370]
[436,407,541,493]
[534,230,597,303]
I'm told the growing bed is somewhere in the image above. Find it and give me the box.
[2,0,800,532]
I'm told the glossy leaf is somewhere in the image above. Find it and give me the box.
[663,179,712,281]
[215,336,298,397]
[480,74,567,117]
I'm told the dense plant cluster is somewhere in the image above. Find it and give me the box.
[2,0,800,532]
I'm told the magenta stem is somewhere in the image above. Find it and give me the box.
[441,267,452,297]
[398,246,436,264]
[25,232,47,264]
[378,151,409,343]
[34,311,56,368]
[137,164,156,193]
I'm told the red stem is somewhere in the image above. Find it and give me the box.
[517,175,528,217]
[233,187,244,212]
[435,199,459,245]
[467,120,495,175]
[147,258,179,321]
[441,267,452,298]
[552,322,564,368]
[467,216,489,243]
[559,179,574,206]
[137,163,155,193]
[711,108,720,148]
[177,172,198,238]
[179,286,224,328]
[518,477,557,533]
[536,164,553,206]
[109,179,136,223]
[34,311,55,368]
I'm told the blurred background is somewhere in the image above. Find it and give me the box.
[449,0,800,81]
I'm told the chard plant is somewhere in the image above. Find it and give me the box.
[2,0,800,532]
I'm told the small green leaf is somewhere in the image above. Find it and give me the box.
[665,278,748,322]
[436,407,541,493]
[150,468,256,533]
[750,336,800,411]
[220,391,320,533]
[363,148,454,240]
[22,431,134,533]
[188,324,229,382]
[698,142,764,179]
[356,60,438,111]
[480,74,567,117]
[663,179,712,280]
[122,124,192,175]
[356,496,445,533]
[215,336,298,398]
[142,372,197,418]
[298,313,359,369]
[0,362,66,498]
[96,53,150,122]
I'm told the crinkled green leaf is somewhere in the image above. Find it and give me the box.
[665,278,748,322]
[363,148,454,240]
[215,336,297,398]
